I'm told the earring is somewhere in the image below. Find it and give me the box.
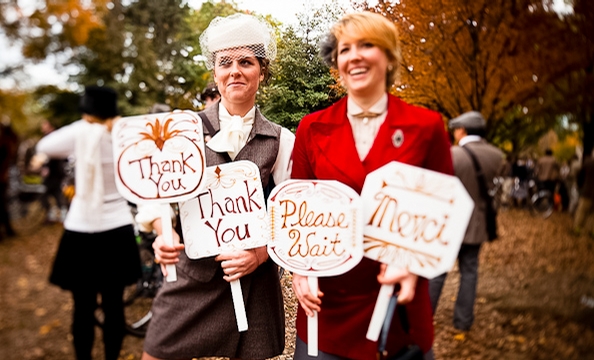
[388,64,394,71]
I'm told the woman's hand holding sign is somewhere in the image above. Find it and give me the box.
[292,273,323,317]
[268,180,364,356]
[216,246,267,282]
[362,162,475,341]
[376,264,417,304]
[179,161,273,332]
[150,218,184,277]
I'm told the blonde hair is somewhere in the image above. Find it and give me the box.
[321,12,401,89]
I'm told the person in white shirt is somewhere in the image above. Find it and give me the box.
[37,86,142,360]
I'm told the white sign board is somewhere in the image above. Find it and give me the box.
[267,179,364,276]
[112,111,206,203]
[179,161,268,259]
[179,160,268,332]
[267,179,364,356]
[112,110,206,282]
[361,161,473,277]
[361,161,474,341]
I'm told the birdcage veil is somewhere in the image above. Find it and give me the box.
[199,13,277,70]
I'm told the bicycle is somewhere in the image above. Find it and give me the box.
[491,175,553,219]
[6,166,47,235]
[94,207,162,338]
[526,177,554,219]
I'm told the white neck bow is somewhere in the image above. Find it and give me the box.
[206,104,255,160]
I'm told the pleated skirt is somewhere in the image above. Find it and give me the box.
[143,253,285,359]
[49,225,142,290]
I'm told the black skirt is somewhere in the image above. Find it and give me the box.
[49,225,142,291]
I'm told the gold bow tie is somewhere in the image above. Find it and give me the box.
[352,110,381,119]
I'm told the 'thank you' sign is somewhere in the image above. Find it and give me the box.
[112,110,206,282]
[179,160,268,259]
[112,110,206,203]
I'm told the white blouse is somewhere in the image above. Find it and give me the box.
[347,94,388,160]
[36,120,134,232]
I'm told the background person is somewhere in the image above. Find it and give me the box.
[428,111,504,332]
[36,86,142,360]
[38,119,68,222]
[511,155,530,207]
[199,82,221,108]
[573,150,594,237]
[534,148,560,205]
[567,154,582,214]
[139,13,294,360]
[0,121,19,240]
[290,11,453,360]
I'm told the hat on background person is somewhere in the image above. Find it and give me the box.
[449,111,486,130]
[79,86,119,120]
[200,83,220,102]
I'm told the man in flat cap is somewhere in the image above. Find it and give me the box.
[429,111,505,331]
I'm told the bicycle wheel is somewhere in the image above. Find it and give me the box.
[94,281,155,338]
[122,282,155,337]
[530,190,553,219]
[8,192,47,235]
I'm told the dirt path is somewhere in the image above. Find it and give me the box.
[0,209,593,359]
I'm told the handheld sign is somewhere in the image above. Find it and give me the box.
[112,110,206,282]
[361,161,474,341]
[268,180,364,356]
[179,160,268,332]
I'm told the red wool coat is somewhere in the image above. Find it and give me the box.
[291,94,454,359]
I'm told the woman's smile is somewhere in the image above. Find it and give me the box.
[337,38,388,101]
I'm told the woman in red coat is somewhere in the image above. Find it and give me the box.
[291,12,453,360]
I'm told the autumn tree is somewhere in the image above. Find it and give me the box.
[553,0,594,157]
[362,0,586,154]
[0,90,35,136]
[33,85,81,128]
[0,0,109,61]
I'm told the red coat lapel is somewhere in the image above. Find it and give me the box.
[363,95,441,173]
[308,98,367,192]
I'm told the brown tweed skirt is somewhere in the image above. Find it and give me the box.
[143,252,285,359]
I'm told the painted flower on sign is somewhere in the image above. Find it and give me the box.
[139,118,182,150]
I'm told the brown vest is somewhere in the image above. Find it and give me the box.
[200,103,281,190]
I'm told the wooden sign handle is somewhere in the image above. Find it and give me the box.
[160,204,177,282]
[307,276,319,356]
[230,279,248,332]
[366,265,399,341]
